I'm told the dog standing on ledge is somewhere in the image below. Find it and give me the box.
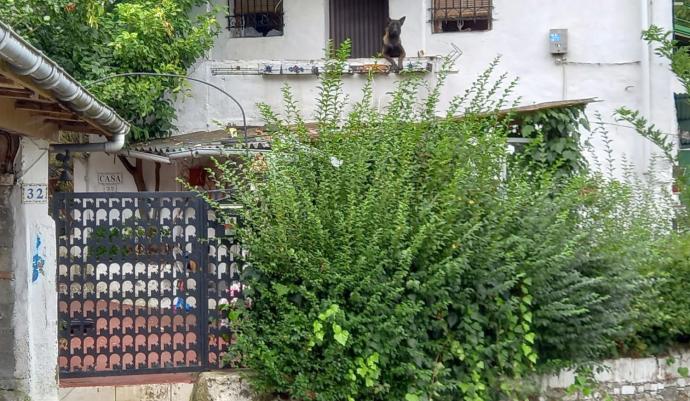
[383,16,406,73]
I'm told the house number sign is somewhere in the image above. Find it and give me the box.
[22,184,48,204]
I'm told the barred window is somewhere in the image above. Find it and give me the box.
[227,0,284,38]
[431,0,492,33]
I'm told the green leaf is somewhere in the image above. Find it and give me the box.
[525,332,536,344]
[523,312,533,324]
[347,369,356,381]
[521,124,535,138]
[272,282,289,297]
[313,321,324,342]
[678,367,689,378]
[579,117,591,131]
[405,394,420,401]
[562,150,577,161]
[448,312,459,328]
[334,329,349,346]
[228,310,241,322]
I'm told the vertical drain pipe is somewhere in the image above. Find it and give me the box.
[640,0,652,170]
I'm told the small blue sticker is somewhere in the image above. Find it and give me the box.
[550,33,561,42]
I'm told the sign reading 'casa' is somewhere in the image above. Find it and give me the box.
[97,173,123,185]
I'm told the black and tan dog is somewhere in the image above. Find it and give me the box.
[382,16,406,73]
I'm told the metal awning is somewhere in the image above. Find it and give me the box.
[126,129,271,163]
[501,98,595,115]
[124,98,596,162]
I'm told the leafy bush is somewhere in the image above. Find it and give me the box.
[626,233,690,354]
[0,0,220,142]
[206,44,673,401]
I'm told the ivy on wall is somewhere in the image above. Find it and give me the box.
[514,105,590,177]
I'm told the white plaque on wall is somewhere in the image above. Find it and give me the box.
[97,172,123,186]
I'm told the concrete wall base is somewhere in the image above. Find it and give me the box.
[54,353,690,401]
[191,372,255,401]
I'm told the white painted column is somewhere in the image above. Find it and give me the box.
[7,137,58,401]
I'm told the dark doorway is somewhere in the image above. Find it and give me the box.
[329,0,389,58]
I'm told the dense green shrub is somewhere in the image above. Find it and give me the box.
[626,233,690,354]
[206,44,673,401]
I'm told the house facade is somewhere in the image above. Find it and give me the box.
[75,0,677,193]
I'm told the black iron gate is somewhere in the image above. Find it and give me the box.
[53,192,243,378]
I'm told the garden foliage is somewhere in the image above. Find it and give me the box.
[0,0,219,142]
[204,42,679,401]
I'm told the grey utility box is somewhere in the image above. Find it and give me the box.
[549,29,568,54]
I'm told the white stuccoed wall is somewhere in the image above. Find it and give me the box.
[83,0,678,192]
[176,0,676,174]
[1,137,59,401]
[73,155,181,193]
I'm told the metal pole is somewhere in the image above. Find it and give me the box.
[85,72,249,154]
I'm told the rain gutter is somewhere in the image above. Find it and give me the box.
[0,20,130,153]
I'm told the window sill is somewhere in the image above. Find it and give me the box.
[210,57,439,77]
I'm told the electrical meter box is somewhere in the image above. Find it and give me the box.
[549,29,568,54]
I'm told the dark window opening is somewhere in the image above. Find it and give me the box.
[681,130,690,149]
[432,0,492,33]
[227,0,284,38]
[0,131,19,175]
[676,94,690,149]
[329,0,389,58]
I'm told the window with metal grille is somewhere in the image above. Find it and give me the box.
[329,0,389,58]
[431,0,492,33]
[227,0,284,38]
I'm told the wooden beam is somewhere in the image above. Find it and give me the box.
[0,87,52,103]
[15,100,70,116]
[0,75,23,89]
[0,60,59,102]
[0,87,33,97]
[43,116,84,124]
[57,122,100,134]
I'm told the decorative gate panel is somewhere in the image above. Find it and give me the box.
[53,192,241,378]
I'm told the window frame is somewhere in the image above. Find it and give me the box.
[430,0,493,34]
[226,0,285,39]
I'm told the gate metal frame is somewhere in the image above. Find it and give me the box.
[53,192,241,378]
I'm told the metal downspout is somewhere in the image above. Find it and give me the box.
[640,0,652,168]
[50,133,126,153]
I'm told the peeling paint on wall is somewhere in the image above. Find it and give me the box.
[31,230,45,283]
